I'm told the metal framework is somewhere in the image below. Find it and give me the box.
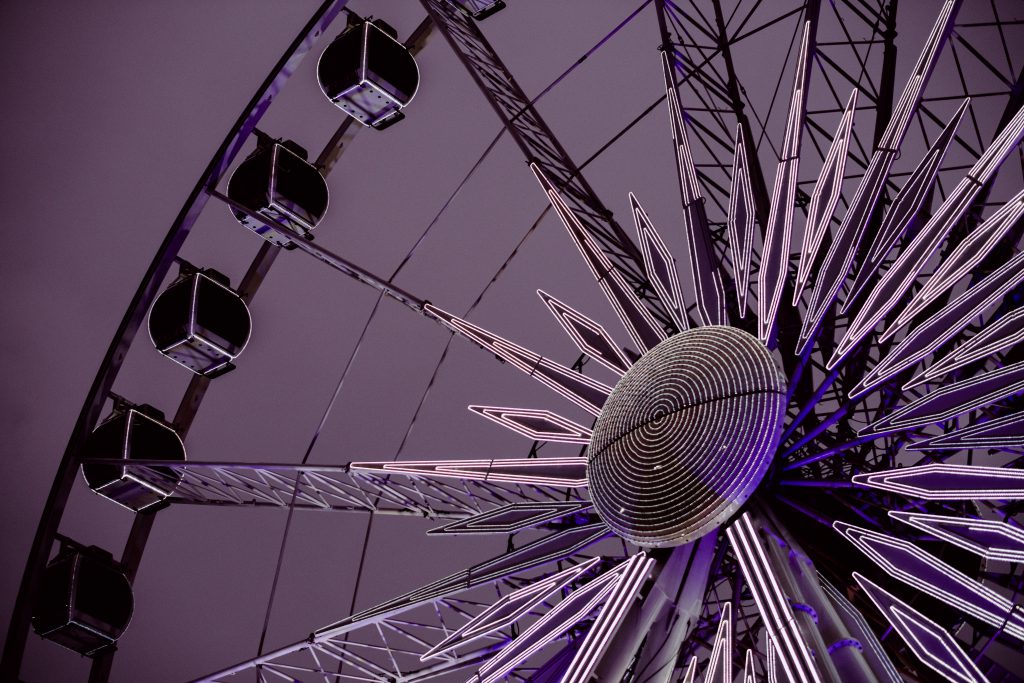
[7,1,1024,682]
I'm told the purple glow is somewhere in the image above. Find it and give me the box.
[889,511,1024,562]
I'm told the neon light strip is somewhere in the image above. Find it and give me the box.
[889,510,1024,562]
[468,405,592,444]
[727,513,823,683]
[531,163,666,352]
[853,572,989,683]
[832,103,1024,367]
[426,303,612,416]
[728,124,756,313]
[800,0,959,349]
[662,51,726,327]
[794,88,858,304]
[836,522,1024,641]
[852,463,1024,500]
[630,192,688,330]
[704,601,733,683]
[759,21,811,344]
[537,290,631,375]
[559,552,654,681]
[350,458,588,488]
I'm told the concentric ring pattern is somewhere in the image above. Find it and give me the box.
[587,326,787,547]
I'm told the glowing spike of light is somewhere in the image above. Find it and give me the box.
[426,303,612,416]
[889,511,1024,562]
[560,552,655,682]
[472,554,642,683]
[537,290,631,376]
[728,124,757,313]
[851,249,1024,399]
[836,522,1024,642]
[906,307,1024,391]
[800,0,960,349]
[864,359,1024,435]
[420,557,601,660]
[662,52,727,327]
[852,463,1024,500]
[350,457,588,488]
[887,188,1024,336]
[832,104,1024,367]
[681,656,698,683]
[794,89,858,304]
[759,21,812,344]
[727,513,823,683]
[428,501,591,536]
[531,164,667,352]
[909,409,1024,450]
[744,649,757,683]
[704,602,733,683]
[468,405,592,444]
[843,100,968,310]
[852,573,990,683]
[630,193,688,330]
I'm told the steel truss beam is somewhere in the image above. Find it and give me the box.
[418,0,674,331]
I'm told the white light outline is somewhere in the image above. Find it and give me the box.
[703,601,733,683]
[662,52,726,327]
[349,457,589,488]
[530,163,667,353]
[744,648,757,683]
[852,572,989,683]
[559,552,655,682]
[427,501,591,536]
[728,124,756,313]
[852,463,1024,500]
[473,557,629,683]
[267,142,330,232]
[468,405,592,444]
[831,103,1024,368]
[841,99,969,312]
[906,306,1024,391]
[835,522,1024,641]
[863,359,1024,435]
[853,248,1024,399]
[909,409,1024,451]
[425,303,612,417]
[799,0,959,349]
[794,88,858,304]
[759,21,811,345]
[888,510,1024,562]
[536,290,631,376]
[727,513,823,683]
[419,556,601,661]
[629,192,689,331]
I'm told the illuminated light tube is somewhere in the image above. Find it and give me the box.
[888,510,1024,562]
[727,514,824,683]
[530,163,666,352]
[468,405,592,444]
[536,290,632,375]
[426,303,612,416]
[630,192,689,331]
[851,463,1024,500]
[349,457,588,488]
[420,557,601,661]
[853,572,989,683]
[559,552,654,682]
[835,522,1024,641]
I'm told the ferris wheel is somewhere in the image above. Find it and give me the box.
[4,0,1024,681]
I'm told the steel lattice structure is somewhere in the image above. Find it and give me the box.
[4,1,1024,681]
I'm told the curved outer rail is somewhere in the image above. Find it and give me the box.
[0,2,349,678]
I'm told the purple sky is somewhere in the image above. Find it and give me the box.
[1,1,1020,681]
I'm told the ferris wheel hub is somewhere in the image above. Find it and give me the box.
[587,326,787,548]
